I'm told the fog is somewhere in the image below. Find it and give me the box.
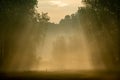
[31,23,106,71]
[0,0,119,72]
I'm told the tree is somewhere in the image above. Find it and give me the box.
[58,0,120,70]
[81,0,120,70]
[0,0,50,71]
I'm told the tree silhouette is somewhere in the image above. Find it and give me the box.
[0,0,50,71]
[82,0,120,70]
[58,0,120,70]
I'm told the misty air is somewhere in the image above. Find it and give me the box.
[0,0,120,79]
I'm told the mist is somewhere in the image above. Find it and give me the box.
[0,0,120,72]
[34,24,95,71]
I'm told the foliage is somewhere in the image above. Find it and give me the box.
[59,0,120,70]
[0,0,50,70]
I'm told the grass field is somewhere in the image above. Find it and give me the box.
[0,70,120,80]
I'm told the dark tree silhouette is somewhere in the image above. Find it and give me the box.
[0,0,50,71]
[58,0,120,70]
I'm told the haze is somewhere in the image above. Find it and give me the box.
[1,0,118,73]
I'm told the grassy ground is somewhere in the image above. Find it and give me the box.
[0,70,120,80]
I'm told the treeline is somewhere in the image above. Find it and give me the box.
[0,0,50,70]
[58,0,120,70]
[0,0,119,71]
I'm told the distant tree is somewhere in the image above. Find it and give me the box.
[52,36,67,63]
[59,19,64,24]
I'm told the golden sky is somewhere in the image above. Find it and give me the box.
[36,0,84,23]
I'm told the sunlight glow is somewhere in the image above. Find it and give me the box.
[37,0,84,23]
[50,0,68,7]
